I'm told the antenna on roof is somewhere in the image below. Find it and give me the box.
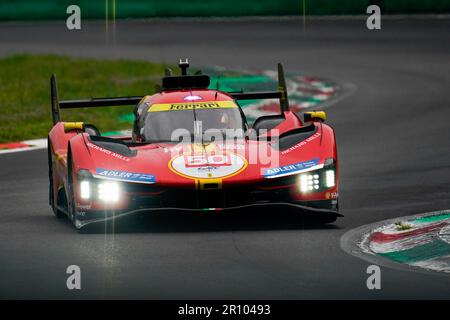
[216,74,221,91]
[179,58,189,76]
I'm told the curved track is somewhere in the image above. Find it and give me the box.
[0,17,450,298]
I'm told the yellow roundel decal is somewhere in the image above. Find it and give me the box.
[149,101,237,112]
[169,152,247,180]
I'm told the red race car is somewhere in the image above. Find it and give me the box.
[48,60,340,231]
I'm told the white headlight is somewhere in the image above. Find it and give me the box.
[299,173,320,193]
[299,174,309,193]
[98,181,120,203]
[325,170,335,188]
[80,181,91,199]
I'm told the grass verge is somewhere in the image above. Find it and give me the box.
[0,54,169,142]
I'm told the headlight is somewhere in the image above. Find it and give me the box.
[325,170,335,188]
[78,169,122,203]
[78,169,92,200]
[297,161,336,193]
[98,181,120,203]
[299,173,320,192]
[79,180,91,199]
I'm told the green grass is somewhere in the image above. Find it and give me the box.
[0,54,169,142]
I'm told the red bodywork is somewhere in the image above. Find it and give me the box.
[48,89,339,228]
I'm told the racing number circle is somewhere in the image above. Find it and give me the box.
[169,152,247,179]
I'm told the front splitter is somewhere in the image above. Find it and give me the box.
[75,201,341,229]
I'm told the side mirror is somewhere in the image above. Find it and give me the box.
[63,122,84,133]
[252,115,285,133]
[304,111,326,122]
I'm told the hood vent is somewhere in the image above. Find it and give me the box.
[88,136,137,157]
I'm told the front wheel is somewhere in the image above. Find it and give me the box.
[67,149,84,231]
[48,140,64,218]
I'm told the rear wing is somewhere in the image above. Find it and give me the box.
[50,62,290,125]
[50,75,141,125]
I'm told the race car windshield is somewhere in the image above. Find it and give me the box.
[142,104,246,143]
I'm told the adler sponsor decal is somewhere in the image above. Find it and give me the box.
[95,168,156,184]
[263,158,320,178]
[281,132,321,155]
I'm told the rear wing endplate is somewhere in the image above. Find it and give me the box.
[229,63,290,112]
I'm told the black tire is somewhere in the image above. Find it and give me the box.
[48,139,64,218]
[67,148,84,231]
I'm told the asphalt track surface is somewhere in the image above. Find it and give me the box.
[0,17,450,299]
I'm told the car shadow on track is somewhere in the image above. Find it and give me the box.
[75,208,341,234]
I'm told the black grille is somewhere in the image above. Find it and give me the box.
[122,182,294,210]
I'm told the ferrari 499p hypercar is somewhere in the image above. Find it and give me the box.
[48,60,341,231]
